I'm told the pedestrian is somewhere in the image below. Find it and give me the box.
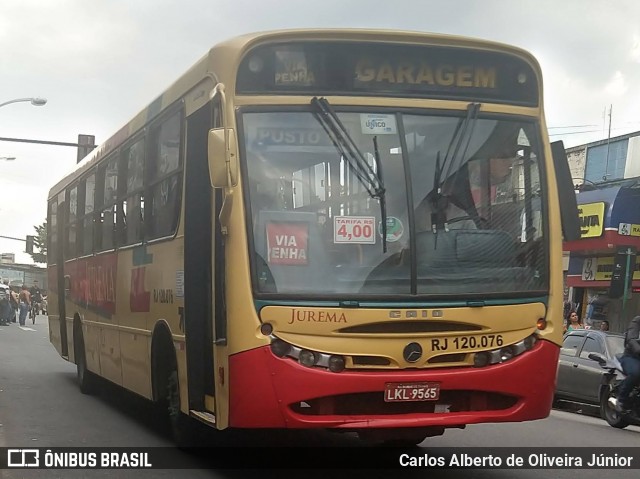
[599,320,610,332]
[563,300,572,322]
[18,285,31,326]
[586,292,598,321]
[0,283,11,325]
[565,310,584,333]
[9,286,19,322]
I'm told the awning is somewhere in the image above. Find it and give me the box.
[563,184,640,251]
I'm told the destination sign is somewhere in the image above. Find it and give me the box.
[237,42,539,106]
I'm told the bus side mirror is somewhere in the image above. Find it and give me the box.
[551,141,581,241]
[208,127,238,188]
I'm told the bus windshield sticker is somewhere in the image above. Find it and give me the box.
[334,216,376,244]
[360,114,397,135]
[379,216,404,242]
[517,128,530,147]
[266,222,309,265]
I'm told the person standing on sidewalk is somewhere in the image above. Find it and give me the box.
[18,285,31,326]
[0,284,11,325]
[9,287,19,322]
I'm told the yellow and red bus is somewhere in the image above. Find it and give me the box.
[47,29,579,445]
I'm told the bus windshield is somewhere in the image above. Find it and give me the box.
[242,108,546,297]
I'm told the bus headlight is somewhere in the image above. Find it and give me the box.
[268,337,346,372]
[299,350,318,367]
[500,346,515,362]
[473,352,490,367]
[473,334,537,368]
[328,355,346,373]
[270,339,291,358]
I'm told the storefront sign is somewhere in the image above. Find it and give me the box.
[617,222,640,237]
[578,202,605,238]
[581,255,640,281]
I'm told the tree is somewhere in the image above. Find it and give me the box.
[29,221,47,264]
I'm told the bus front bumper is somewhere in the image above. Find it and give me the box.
[228,339,558,429]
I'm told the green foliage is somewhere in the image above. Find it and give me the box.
[29,221,47,264]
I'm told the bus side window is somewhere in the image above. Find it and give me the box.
[121,138,145,246]
[147,111,183,240]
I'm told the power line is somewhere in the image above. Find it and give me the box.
[549,129,600,136]
[547,124,598,129]
[549,125,640,137]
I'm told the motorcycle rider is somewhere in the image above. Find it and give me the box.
[29,283,43,316]
[616,315,640,412]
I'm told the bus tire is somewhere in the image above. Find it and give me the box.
[75,327,97,395]
[166,366,193,447]
[153,334,194,447]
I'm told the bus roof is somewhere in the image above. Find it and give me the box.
[48,28,540,199]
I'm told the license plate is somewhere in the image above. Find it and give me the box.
[384,382,440,402]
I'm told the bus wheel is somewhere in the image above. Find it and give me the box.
[166,365,194,447]
[75,329,97,395]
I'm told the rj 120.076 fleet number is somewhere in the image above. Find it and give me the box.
[431,334,504,351]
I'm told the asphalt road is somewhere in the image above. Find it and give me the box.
[0,318,638,479]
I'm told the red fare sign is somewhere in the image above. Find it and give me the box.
[266,222,309,265]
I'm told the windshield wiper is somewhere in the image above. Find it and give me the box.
[311,97,387,252]
[372,135,387,252]
[430,102,480,232]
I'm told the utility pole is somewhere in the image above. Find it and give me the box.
[610,246,636,324]
[621,246,635,324]
[603,104,612,180]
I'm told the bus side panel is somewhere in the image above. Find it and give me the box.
[64,257,107,380]
[228,340,558,429]
[118,248,152,399]
[83,318,101,377]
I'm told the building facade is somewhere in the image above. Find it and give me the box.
[0,263,47,291]
[564,130,640,332]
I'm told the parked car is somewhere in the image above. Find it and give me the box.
[555,329,626,413]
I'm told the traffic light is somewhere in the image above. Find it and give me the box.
[77,134,96,163]
[26,235,35,254]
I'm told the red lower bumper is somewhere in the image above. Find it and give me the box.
[228,340,559,429]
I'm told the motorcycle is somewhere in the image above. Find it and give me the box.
[588,352,640,429]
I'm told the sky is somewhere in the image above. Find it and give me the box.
[2,0,640,264]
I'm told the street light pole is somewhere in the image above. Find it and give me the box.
[0,97,47,109]
[0,97,47,161]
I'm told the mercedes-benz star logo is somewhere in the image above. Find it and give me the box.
[403,342,422,363]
